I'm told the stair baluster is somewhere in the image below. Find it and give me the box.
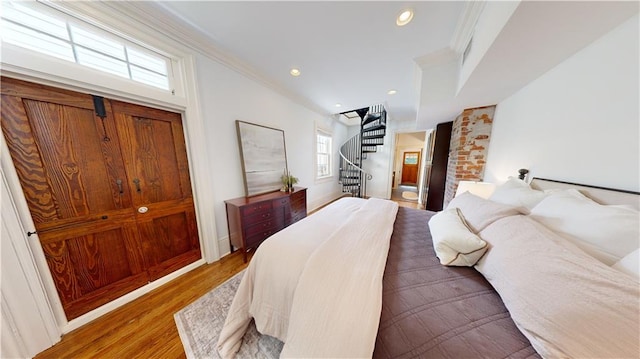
[338,105,387,198]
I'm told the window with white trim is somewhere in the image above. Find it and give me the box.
[316,130,332,179]
[1,1,172,91]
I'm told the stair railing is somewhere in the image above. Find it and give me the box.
[339,133,372,198]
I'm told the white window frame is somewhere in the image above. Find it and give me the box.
[316,128,333,180]
[1,1,175,93]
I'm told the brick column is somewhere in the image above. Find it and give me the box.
[443,105,495,207]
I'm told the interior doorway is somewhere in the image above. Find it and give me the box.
[401,151,420,185]
[390,131,428,207]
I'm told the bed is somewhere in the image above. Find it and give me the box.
[217,177,640,358]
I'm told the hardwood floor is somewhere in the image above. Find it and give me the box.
[390,185,421,209]
[395,200,421,209]
[35,251,249,359]
[36,196,416,358]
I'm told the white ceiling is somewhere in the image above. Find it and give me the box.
[156,1,638,129]
[157,1,465,124]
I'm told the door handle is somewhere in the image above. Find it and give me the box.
[138,206,148,214]
[116,179,123,194]
[133,179,141,192]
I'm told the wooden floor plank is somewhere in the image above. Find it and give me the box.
[35,251,248,359]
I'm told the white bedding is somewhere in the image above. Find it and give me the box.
[216,184,639,358]
[476,215,640,358]
[217,197,399,358]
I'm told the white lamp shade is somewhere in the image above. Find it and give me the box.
[455,181,496,199]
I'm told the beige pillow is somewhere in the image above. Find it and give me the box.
[446,192,524,232]
[530,190,640,265]
[489,177,548,211]
[429,208,488,266]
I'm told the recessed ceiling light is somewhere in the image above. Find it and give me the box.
[396,9,414,26]
[388,89,397,95]
[290,68,301,76]
[335,103,342,107]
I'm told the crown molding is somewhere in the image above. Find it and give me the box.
[40,1,330,117]
[415,1,484,70]
[450,1,486,54]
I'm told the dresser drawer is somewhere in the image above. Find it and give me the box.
[225,187,307,262]
[241,201,272,216]
[273,197,290,208]
[245,210,277,224]
[291,212,306,224]
[291,198,305,210]
[290,190,306,203]
[245,217,282,238]
[291,201,306,213]
[245,229,277,248]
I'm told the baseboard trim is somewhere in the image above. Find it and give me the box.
[218,235,231,258]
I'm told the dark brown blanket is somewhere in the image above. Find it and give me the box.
[374,207,540,359]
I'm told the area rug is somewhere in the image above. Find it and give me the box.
[401,191,418,200]
[174,270,283,359]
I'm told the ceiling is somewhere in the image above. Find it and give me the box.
[155,1,638,129]
[157,1,465,125]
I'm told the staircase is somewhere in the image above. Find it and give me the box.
[339,104,387,197]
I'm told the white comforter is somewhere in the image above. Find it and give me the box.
[217,197,399,358]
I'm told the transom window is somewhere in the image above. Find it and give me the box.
[1,1,172,91]
[404,152,419,165]
[316,130,332,179]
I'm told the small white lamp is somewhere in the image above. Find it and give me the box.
[455,181,496,199]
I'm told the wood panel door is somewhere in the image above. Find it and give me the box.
[1,78,147,319]
[1,77,201,319]
[401,151,420,185]
[111,100,200,281]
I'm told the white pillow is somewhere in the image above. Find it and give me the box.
[428,208,488,266]
[489,177,548,211]
[446,191,524,233]
[612,248,640,280]
[530,190,640,265]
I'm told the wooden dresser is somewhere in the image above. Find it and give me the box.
[225,187,307,262]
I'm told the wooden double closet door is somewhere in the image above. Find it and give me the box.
[1,77,201,320]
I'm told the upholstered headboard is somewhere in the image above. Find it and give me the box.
[530,178,640,210]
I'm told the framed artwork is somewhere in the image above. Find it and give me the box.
[236,120,288,196]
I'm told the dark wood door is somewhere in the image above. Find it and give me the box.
[111,100,200,281]
[401,151,420,185]
[1,77,201,319]
[425,121,453,211]
[1,78,147,319]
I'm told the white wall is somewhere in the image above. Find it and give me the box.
[457,1,520,93]
[485,14,639,191]
[194,55,347,254]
